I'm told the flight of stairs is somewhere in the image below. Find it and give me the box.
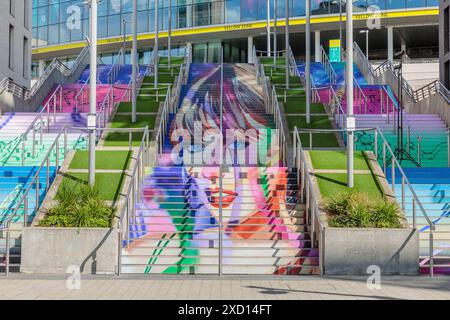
[387,168,450,275]
[120,63,320,275]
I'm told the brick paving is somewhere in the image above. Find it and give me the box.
[0,275,449,300]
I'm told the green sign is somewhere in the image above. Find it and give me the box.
[329,39,341,62]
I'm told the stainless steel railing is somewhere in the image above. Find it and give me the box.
[2,126,70,276]
[116,126,151,275]
[320,45,337,85]
[293,126,436,276]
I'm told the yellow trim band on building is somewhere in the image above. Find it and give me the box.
[32,8,438,56]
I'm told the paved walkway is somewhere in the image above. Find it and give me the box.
[0,275,450,300]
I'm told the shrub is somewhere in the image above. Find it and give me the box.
[39,181,116,228]
[325,192,402,228]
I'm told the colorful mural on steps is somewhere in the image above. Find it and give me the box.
[122,64,318,274]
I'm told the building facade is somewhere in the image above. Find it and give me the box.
[32,0,439,78]
[1,0,32,89]
[440,0,450,89]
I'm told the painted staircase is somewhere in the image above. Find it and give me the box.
[120,63,319,274]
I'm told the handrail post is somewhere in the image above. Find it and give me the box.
[448,128,450,168]
[5,222,10,276]
[417,136,422,166]
[374,130,378,159]
[401,176,405,212]
[430,230,434,277]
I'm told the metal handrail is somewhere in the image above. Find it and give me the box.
[6,85,64,166]
[270,85,287,166]
[3,126,69,276]
[30,44,90,97]
[107,47,125,84]
[155,86,172,157]
[320,45,337,85]
[353,78,368,113]
[117,126,150,275]
[293,126,435,276]
[292,126,325,275]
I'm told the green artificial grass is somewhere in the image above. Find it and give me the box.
[299,133,340,148]
[284,101,325,114]
[269,75,302,85]
[142,75,176,84]
[315,173,384,201]
[287,115,333,130]
[309,151,372,171]
[59,172,125,201]
[159,57,184,64]
[118,101,160,113]
[104,114,156,146]
[69,150,131,170]
[260,57,286,65]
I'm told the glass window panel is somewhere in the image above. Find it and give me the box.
[138,0,149,11]
[98,0,108,16]
[242,0,258,21]
[407,0,426,8]
[59,22,70,43]
[108,14,121,36]
[37,6,48,27]
[109,0,122,15]
[386,0,405,9]
[138,10,149,33]
[98,16,108,38]
[37,26,48,47]
[49,3,59,24]
[367,0,386,10]
[226,0,240,23]
[122,0,133,13]
[48,24,59,44]
[32,8,38,28]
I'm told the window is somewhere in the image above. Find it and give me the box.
[445,7,449,54]
[23,37,29,78]
[24,0,30,29]
[9,24,15,71]
[10,0,15,17]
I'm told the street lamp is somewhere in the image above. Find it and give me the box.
[305,0,311,124]
[154,0,159,88]
[360,29,369,59]
[168,0,172,66]
[285,0,289,89]
[339,0,343,60]
[267,0,271,57]
[274,0,277,67]
[87,0,98,186]
[131,0,137,123]
[346,0,354,188]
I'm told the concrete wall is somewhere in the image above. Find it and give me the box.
[323,228,419,275]
[0,0,32,88]
[21,227,118,275]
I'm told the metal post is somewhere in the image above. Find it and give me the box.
[218,47,224,276]
[266,0,271,57]
[418,136,422,166]
[412,198,416,229]
[374,129,378,158]
[273,0,277,67]
[154,0,159,89]
[346,0,354,188]
[122,19,126,63]
[448,128,450,167]
[131,0,137,123]
[5,224,10,276]
[88,0,97,187]
[401,176,405,211]
[168,0,172,66]
[305,0,311,124]
[339,0,342,60]
[285,0,290,89]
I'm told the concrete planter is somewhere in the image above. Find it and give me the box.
[21,227,118,275]
[323,227,419,275]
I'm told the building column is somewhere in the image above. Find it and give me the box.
[401,38,407,54]
[387,26,394,61]
[315,30,321,62]
[248,36,254,64]
[38,60,46,77]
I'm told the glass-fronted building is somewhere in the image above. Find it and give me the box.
[32,0,439,48]
[31,0,439,78]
